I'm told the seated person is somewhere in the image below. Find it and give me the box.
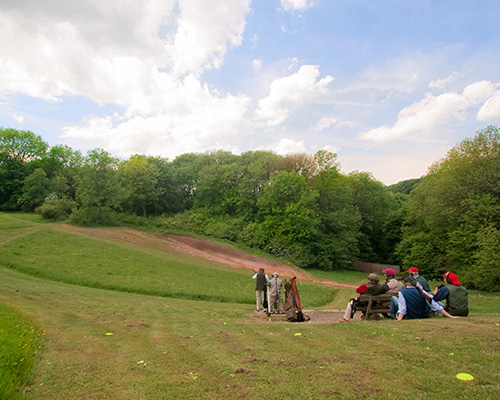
[396,276,458,320]
[433,272,469,316]
[384,268,403,295]
[382,268,403,318]
[340,273,388,322]
[407,266,431,293]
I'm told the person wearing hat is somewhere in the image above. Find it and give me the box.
[406,266,431,293]
[339,273,388,322]
[432,272,469,316]
[396,276,458,320]
[382,268,403,318]
[383,268,403,296]
[268,272,284,312]
[252,268,269,311]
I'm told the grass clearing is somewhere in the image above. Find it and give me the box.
[0,214,336,307]
[0,304,43,400]
[1,213,500,399]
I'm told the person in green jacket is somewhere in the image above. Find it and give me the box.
[339,273,388,322]
[433,272,469,316]
[406,266,431,293]
[252,268,269,311]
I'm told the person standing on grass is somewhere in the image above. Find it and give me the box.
[269,272,284,312]
[396,276,458,320]
[339,273,388,323]
[252,268,269,311]
[433,272,469,316]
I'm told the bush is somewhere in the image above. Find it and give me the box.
[69,207,118,226]
[35,194,76,221]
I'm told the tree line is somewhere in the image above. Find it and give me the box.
[1,126,499,291]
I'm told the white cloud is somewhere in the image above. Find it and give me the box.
[428,71,459,89]
[11,113,24,123]
[477,90,500,121]
[166,0,251,77]
[62,76,251,158]
[322,144,340,154]
[273,138,307,155]
[255,65,334,126]
[316,117,337,132]
[281,0,315,11]
[0,0,251,105]
[252,59,263,73]
[0,0,254,158]
[360,81,497,142]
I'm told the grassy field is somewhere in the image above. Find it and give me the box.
[1,213,500,399]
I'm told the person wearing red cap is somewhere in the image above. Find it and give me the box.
[406,266,431,293]
[383,268,403,319]
[339,273,388,322]
[383,268,403,296]
[433,272,469,316]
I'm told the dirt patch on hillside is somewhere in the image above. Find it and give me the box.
[58,225,355,289]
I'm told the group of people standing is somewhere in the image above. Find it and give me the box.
[340,266,469,322]
[252,268,284,312]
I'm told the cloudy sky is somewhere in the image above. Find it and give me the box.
[1,0,500,184]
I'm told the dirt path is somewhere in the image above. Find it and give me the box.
[59,225,355,289]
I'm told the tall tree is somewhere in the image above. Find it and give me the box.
[17,168,51,211]
[74,149,122,224]
[0,128,48,209]
[119,155,162,217]
[398,125,500,289]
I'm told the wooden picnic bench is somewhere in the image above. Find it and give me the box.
[356,293,394,320]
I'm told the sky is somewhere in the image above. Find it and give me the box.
[1,0,500,185]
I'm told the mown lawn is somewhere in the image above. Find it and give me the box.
[0,221,336,307]
[1,213,499,399]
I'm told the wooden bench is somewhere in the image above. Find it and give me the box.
[356,294,394,320]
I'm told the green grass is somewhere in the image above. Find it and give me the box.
[0,220,336,307]
[0,304,43,400]
[1,212,500,399]
[1,268,499,400]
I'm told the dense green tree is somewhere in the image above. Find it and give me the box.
[17,168,51,211]
[388,178,421,194]
[73,149,122,225]
[0,128,48,162]
[148,156,185,214]
[346,171,399,263]
[251,171,320,266]
[310,168,362,269]
[398,126,500,289]
[0,128,49,209]
[119,155,162,217]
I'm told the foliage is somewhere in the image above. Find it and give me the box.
[17,168,51,211]
[119,155,162,217]
[74,149,123,225]
[388,178,421,194]
[0,128,408,268]
[0,128,48,210]
[399,126,500,290]
[35,194,77,220]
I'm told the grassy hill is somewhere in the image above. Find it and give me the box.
[1,213,499,399]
